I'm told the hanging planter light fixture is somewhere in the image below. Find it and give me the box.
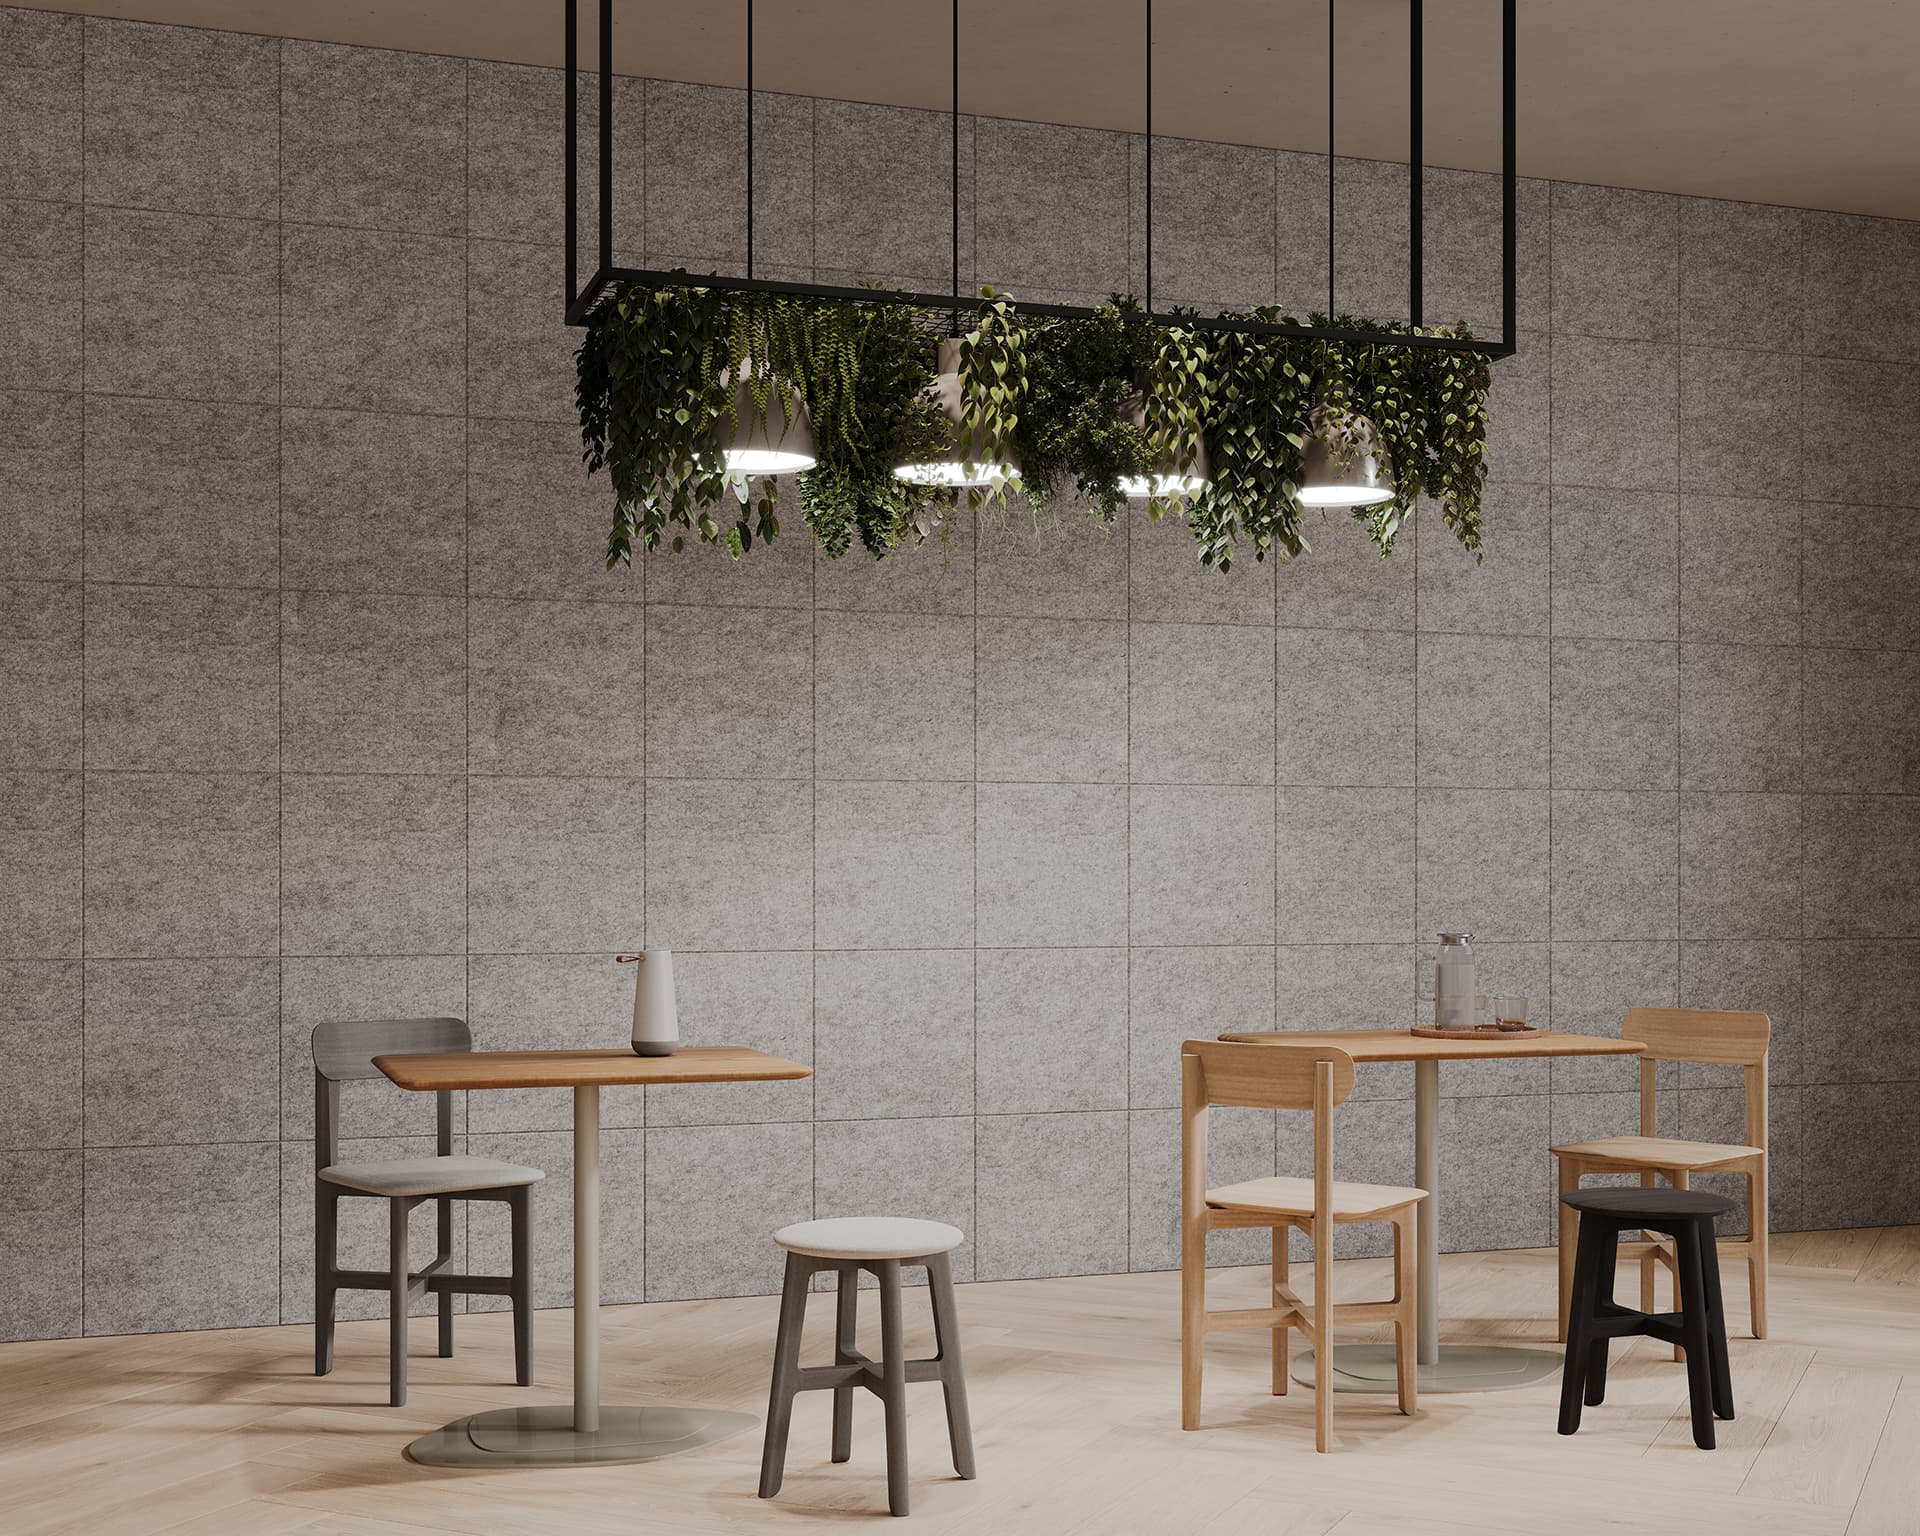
[1116,390,1210,499]
[565,0,1512,571]
[893,336,1022,489]
[1297,405,1394,507]
[718,365,816,476]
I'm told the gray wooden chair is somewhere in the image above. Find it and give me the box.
[312,1017,544,1406]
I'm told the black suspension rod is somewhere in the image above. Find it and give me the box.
[565,0,577,309]
[1502,0,1516,345]
[951,0,961,329]
[1409,0,1423,327]
[1145,0,1152,315]
[746,0,755,278]
[598,0,612,274]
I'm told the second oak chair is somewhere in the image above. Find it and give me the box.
[1549,1006,1771,1343]
[1181,1039,1426,1453]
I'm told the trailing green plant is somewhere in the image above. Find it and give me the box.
[576,278,1493,576]
[1009,296,1155,522]
[578,277,956,566]
[575,280,735,568]
[1186,311,1490,569]
[1142,318,1213,512]
[1185,307,1316,569]
[954,289,1028,513]
[1419,333,1492,557]
[794,293,952,557]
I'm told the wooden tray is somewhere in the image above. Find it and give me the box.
[1411,1023,1542,1040]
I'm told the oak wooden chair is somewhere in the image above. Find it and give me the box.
[1181,1039,1426,1453]
[1549,1006,1770,1344]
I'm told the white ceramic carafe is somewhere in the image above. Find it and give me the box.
[618,951,680,1057]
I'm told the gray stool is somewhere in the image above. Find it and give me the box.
[758,1217,976,1517]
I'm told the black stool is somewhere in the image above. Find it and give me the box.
[1558,1187,1735,1449]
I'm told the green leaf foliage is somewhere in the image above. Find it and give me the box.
[575,278,1493,575]
[1012,295,1155,524]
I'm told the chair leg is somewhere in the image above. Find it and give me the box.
[927,1252,977,1480]
[1670,1171,1691,1362]
[1180,1213,1205,1430]
[758,1254,811,1500]
[1674,1218,1717,1450]
[1747,1163,1769,1339]
[1391,1210,1416,1417]
[876,1259,910,1517]
[831,1263,857,1464]
[314,1183,338,1377]
[1639,1171,1659,1325]
[1557,1158,1581,1343]
[1312,1217,1333,1455]
[1271,1225,1290,1397]
[1558,1214,1607,1436]
[509,1184,533,1387]
[389,1199,410,1408]
[436,1197,454,1359]
[1584,1222,1617,1408]
[1694,1221,1735,1422]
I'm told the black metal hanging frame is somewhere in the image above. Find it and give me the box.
[564,0,1516,359]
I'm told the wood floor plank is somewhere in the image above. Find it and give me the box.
[1770,1229,1881,1277]
[2,1234,1917,1536]
[1741,1364,1901,1510]
[1855,1228,1920,1288]
[1845,1378,1920,1536]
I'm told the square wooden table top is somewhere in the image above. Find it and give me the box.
[373,1045,813,1092]
[1214,1028,1645,1063]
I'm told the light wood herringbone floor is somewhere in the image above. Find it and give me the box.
[3,1228,1918,1536]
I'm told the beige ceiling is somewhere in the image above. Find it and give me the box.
[18,0,1920,220]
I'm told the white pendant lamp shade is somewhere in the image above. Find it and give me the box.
[719,368,816,475]
[1298,405,1394,507]
[893,336,1022,489]
[1116,390,1210,498]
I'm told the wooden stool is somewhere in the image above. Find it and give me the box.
[758,1217,976,1517]
[1559,1187,1736,1449]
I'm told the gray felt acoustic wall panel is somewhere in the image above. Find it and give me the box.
[2,4,1918,1339]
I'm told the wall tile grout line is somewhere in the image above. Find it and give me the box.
[1544,185,1556,1099]
[76,10,89,1341]
[462,53,475,1300]
[43,766,1920,799]
[1670,172,1683,1070]
[274,30,287,1327]
[35,552,1920,651]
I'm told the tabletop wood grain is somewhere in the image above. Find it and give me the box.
[1213,1028,1646,1063]
[373,1045,813,1091]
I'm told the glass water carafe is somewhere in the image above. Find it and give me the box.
[1435,932,1476,1028]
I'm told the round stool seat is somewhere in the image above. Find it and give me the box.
[1560,1187,1735,1220]
[774,1216,964,1260]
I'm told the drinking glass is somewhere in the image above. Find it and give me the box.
[1492,994,1530,1030]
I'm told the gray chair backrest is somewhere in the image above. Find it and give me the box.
[311,1017,471,1169]
[311,1017,471,1081]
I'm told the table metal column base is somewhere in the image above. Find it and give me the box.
[405,1404,758,1467]
[1291,1343,1562,1394]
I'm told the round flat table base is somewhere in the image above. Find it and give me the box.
[405,1404,758,1467]
[1292,1343,1562,1394]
